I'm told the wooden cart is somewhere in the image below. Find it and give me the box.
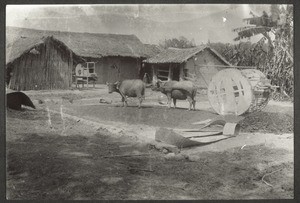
[207,68,275,116]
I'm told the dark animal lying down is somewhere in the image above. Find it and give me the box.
[6,92,36,110]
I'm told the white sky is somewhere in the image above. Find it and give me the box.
[6,4,278,44]
[6,4,267,25]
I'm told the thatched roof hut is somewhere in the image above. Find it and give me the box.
[143,46,232,88]
[143,46,231,65]
[6,27,159,90]
[6,27,155,64]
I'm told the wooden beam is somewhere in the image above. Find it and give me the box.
[195,64,256,69]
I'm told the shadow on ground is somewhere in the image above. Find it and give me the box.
[7,131,293,200]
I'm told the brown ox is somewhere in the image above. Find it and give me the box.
[156,80,197,110]
[106,79,146,108]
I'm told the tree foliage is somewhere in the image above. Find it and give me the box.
[159,36,196,49]
[230,5,293,98]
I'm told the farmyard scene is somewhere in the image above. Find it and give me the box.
[5,4,294,200]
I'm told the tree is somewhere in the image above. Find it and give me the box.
[233,5,294,98]
[159,36,196,49]
[209,41,266,67]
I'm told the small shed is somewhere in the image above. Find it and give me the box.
[6,27,157,90]
[6,36,82,90]
[143,46,232,88]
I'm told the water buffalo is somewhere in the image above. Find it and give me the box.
[106,79,146,108]
[156,80,197,110]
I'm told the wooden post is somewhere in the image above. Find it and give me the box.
[168,64,172,81]
[69,51,73,88]
[179,64,184,81]
[152,65,158,84]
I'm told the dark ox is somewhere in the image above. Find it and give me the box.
[106,79,146,108]
[156,80,197,110]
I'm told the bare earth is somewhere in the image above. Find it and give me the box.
[6,85,294,200]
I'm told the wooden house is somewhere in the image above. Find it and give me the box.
[143,46,232,89]
[6,27,157,90]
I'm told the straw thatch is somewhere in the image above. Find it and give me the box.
[6,36,46,64]
[6,26,156,64]
[143,46,231,66]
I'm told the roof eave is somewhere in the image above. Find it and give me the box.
[208,48,232,66]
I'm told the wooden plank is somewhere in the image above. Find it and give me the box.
[157,70,170,73]
[223,76,237,114]
[158,75,168,79]
[155,128,206,148]
[155,128,232,148]
[176,131,223,138]
[190,135,230,143]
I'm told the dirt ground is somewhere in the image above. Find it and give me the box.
[6,86,294,200]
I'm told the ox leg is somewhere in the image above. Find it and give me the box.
[121,97,127,107]
[193,99,196,111]
[167,93,172,108]
[193,98,196,111]
[137,92,144,108]
[138,97,143,108]
[187,96,193,111]
[142,89,146,100]
[121,97,125,107]
[173,98,177,108]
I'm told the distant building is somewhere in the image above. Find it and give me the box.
[143,46,232,88]
[6,27,158,90]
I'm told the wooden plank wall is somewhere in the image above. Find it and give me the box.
[8,38,73,90]
[92,56,142,84]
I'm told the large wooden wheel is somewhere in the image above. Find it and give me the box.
[208,68,272,116]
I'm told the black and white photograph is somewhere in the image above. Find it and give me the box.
[5,3,294,200]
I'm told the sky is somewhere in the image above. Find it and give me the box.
[6,4,270,24]
[6,4,277,44]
